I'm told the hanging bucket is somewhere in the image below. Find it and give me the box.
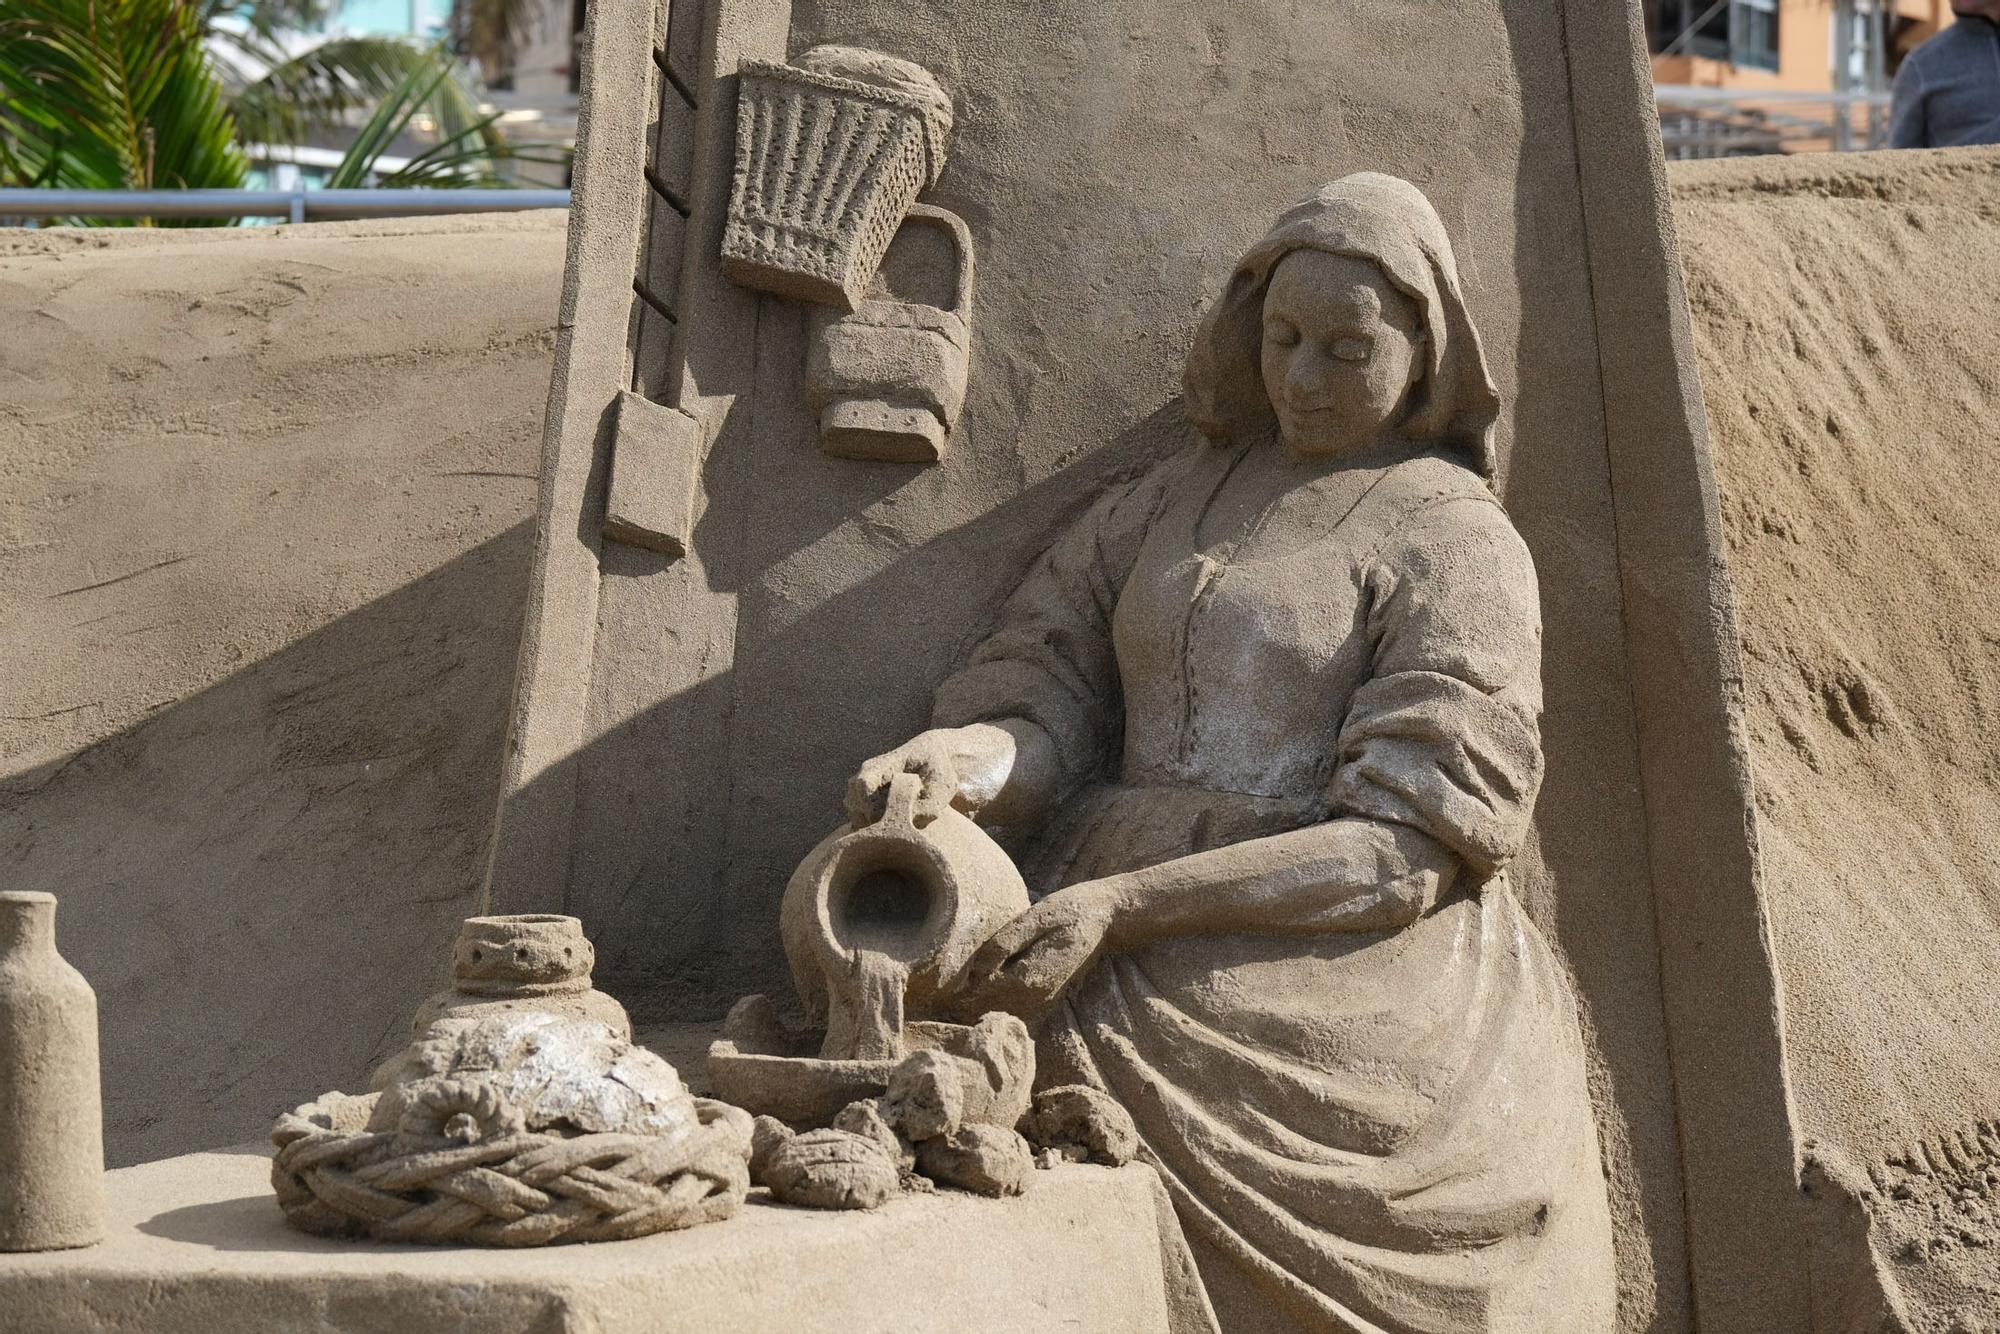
[722,46,954,311]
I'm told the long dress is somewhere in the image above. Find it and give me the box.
[931,441,1618,1334]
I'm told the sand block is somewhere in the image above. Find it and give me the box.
[0,1146,1202,1333]
[603,391,704,557]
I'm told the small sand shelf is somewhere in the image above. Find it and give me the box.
[0,1147,1192,1333]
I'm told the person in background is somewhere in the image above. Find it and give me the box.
[1890,1,2000,148]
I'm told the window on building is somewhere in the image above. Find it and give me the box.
[1650,0,1781,71]
[1651,0,1732,61]
[1732,0,1781,72]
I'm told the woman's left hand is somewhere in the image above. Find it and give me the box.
[957,880,1124,1023]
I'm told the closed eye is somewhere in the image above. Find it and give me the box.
[1330,336,1372,361]
[1264,320,1300,348]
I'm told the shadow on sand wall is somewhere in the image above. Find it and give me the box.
[0,522,535,1167]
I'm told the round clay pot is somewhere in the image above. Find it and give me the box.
[781,772,1028,1031]
[410,915,630,1039]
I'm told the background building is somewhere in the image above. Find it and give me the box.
[1648,0,1958,154]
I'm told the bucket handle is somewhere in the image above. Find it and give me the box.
[895,203,975,325]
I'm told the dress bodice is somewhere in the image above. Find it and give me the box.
[933,440,1544,878]
[1111,444,1391,800]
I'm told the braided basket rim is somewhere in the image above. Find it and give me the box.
[271,1093,752,1247]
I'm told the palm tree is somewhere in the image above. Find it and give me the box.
[0,0,250,195]
[204,0,499,158]
[0,0,567,217]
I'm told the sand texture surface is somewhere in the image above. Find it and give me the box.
[0,214,563,1165]
[1673,146,2000,1326]
[4,148,2000,1326]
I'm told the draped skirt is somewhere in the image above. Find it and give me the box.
[1031,784,1617,1334]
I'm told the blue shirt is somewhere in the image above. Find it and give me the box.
[1890,18,2000,149]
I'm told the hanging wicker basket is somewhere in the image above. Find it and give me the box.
[271,1086,752,1246]
[722,47,954,310]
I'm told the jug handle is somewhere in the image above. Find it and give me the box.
[899,203,975,325]
[881,770,926,830]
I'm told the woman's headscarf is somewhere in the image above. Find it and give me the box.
[1182,172,1502,479]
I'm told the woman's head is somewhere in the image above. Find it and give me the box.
[1260,250,1424,459]
[1185,173,1500,477]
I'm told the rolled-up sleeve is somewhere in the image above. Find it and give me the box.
[1328,495,1544,877]
[931,470,1166,788]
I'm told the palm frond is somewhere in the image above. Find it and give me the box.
[229,37,494,153]
[375,122,570,187]
[0,0,247,217]
[323,50,449,187]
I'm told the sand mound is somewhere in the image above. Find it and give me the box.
[0,213,563,1164]
[1672,146,2000,1323]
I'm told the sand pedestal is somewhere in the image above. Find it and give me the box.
[0,1145,1208,1333]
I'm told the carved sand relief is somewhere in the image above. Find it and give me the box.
[599,0,710,557]
[478,0,1795,1323]
[717,45,974,464]
[272,915,753,1246]
[805,203,975,462]
[721,47,953,309]
[407,913,632,1040]
[606,41,970,557]
[632,0,706,402]
[788,174,1622,1330]
[264,891,1121,1239]
[708,771,1132,1206]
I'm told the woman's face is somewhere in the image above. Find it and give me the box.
[1259,250,1424,460]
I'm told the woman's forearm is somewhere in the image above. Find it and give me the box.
[949,718,1064,828]
[1103,818,1461,944]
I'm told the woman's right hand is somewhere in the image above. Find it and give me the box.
[844,724,1021,828]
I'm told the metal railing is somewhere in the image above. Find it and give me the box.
[0,187,571,225]
[1653,85,1896,159]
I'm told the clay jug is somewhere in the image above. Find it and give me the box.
[0,891,104,1251]
[781,772,1029,1049]
[409,914,631,1040]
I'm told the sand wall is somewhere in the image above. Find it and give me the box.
[1672,147,2000,1164]
[1672,147,2000,1321]
[0,214,564,1164]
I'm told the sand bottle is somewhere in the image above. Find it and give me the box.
[0,891,105,1251]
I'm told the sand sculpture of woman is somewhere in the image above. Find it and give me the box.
[846,173,1617,1332]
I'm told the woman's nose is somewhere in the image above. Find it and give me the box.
[1286,351,1331,401]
